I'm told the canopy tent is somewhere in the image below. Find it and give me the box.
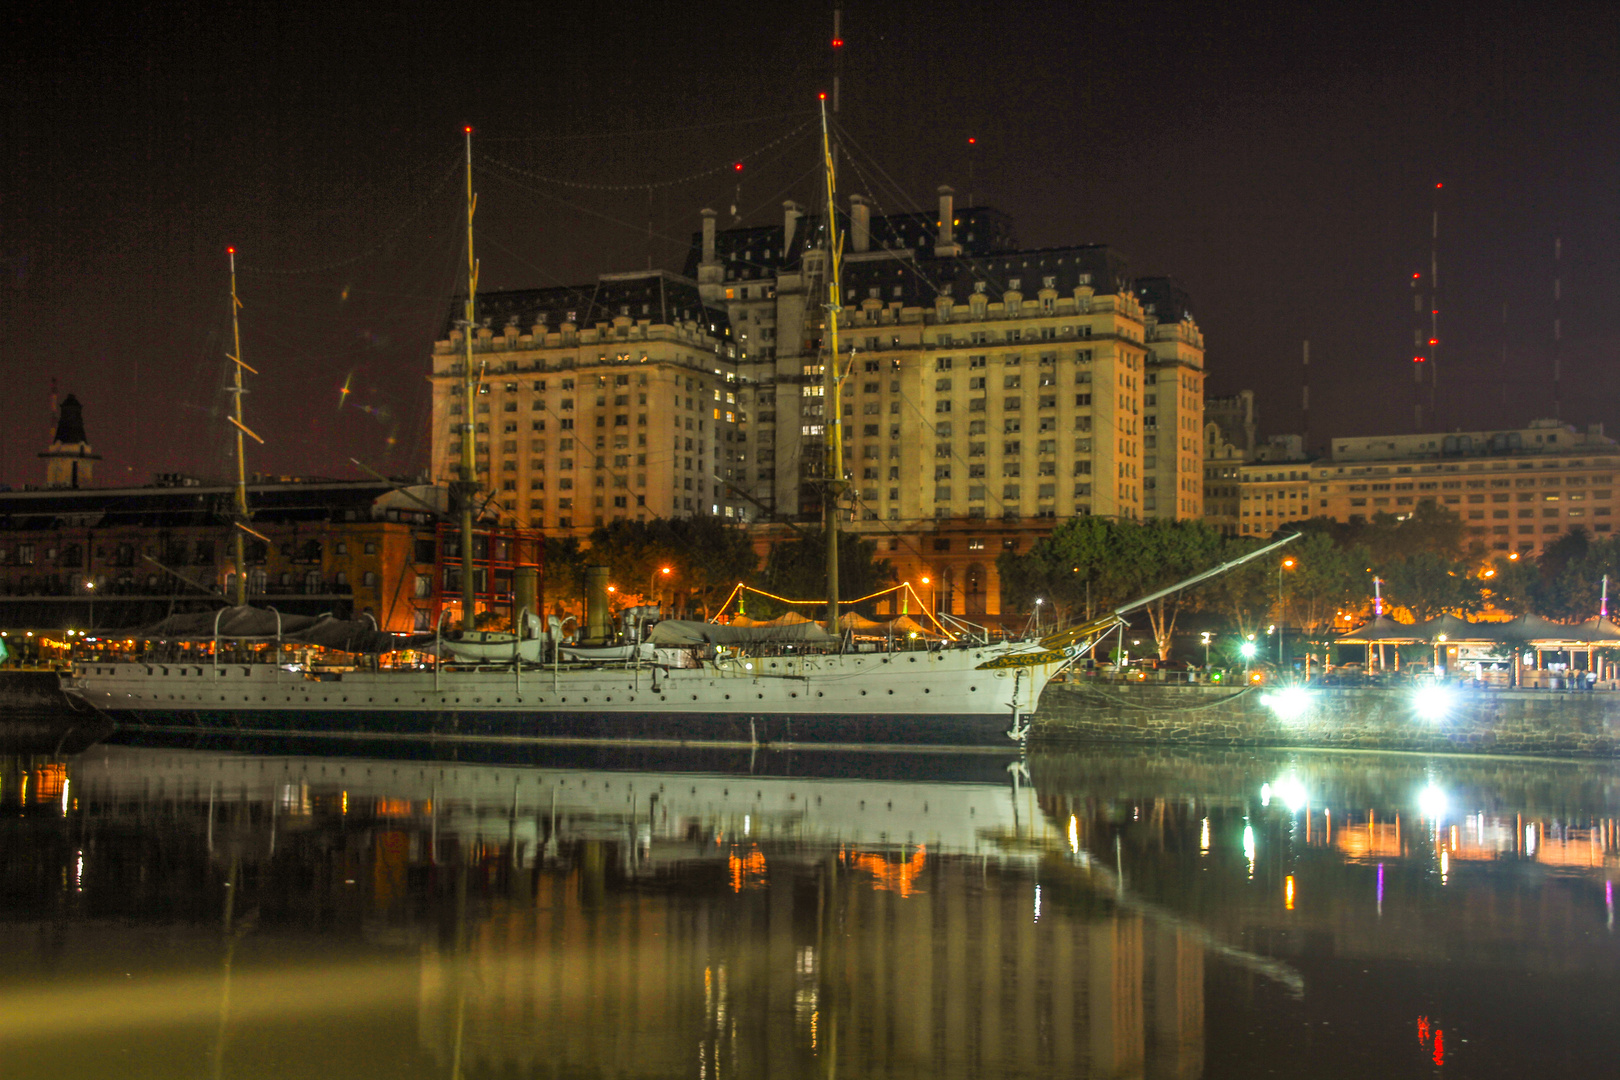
[1415,613,1494,642]
[754,611,818,627]
[1575,617,1620,643]
[888,614,946,640]
[836,611,887,634]
[1491,613,1588,645]
[127,606,429,654]
[648,619,835,647]
[1336,615,1423,644]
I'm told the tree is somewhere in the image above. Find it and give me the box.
[586,516,759,619]
[1283,533,1363,669]
[755,533,894,618]
[1286,533,1362,640]
[1196,537,1274,641]
[998,517,1223,658]
[996,515,1126,625]
[1117,519,1224,659]
[1483,553,1540,617]
[542,535,590,615]
[1379,550,1482,622]
[1356,504,1466,565]
[667,516,759,619]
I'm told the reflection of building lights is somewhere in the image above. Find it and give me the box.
[1440,849,1449,883]
[1068,814,1079,854]
[1260,783,1272,808]
[1418,784,1447,821]
[1243,823,1256,878]
[729,846,768,891]
[1273,775,1308,813]
[1033,884,1042,922]
[1525,823,1537,857]
[1199,817,1210,853]
[1285,874,1295,910]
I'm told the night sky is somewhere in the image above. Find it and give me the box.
[3,0,1617,490]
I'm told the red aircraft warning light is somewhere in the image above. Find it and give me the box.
[832,37,843,47]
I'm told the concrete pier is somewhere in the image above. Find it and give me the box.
[1034,680,1620,757]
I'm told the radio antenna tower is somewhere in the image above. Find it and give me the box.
[1553,236,1563,420]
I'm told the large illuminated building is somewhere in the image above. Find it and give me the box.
[428,271,746,536]
[693,192,1206,597]
[435,191,1206,617]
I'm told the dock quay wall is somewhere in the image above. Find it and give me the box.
[1032,681,1620,758]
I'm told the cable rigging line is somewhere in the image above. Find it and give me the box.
[477,120,815,193]
[239,158,462,277]
[477,109,817,143]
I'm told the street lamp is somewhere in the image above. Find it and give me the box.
[651,565,672,611]
[921,575,933,615]
[1034,597,1043,632]
[1279,556,1296,671]
[1200,631,1212,670]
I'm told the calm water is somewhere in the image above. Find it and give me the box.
[2,735,1618,1079]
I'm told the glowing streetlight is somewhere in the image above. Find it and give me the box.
[1200,631,1212,669]
[1279,556,1296,670]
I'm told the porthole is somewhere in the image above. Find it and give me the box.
[758,693,764,699]
[790,692,797,698]
[887,689,894,695]
[860,690,867,696]
[817,692,824,697]
[924,688,931,693]
[724,694,731,700]
[970,686,977,692]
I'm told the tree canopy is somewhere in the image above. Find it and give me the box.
[753,531,895,618]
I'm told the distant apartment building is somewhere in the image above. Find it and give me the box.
[1234,419,1618,554]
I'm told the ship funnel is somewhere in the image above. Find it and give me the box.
[583,566,613,646]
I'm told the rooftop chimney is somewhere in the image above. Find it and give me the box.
[783,201,802,254]
[850,195,870,253]
[934,186,960,257]
[700,208,717,265]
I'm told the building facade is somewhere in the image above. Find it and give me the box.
[1233,419,1619,554]
[687,189,1206,615]
[431,192,1207,618]
[0,479,453,633]
[429,271,745,536]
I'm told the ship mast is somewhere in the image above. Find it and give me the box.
[455,127,482,633]
[819,98,847,636]
[225,247,263,607]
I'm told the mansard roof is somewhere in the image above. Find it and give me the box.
[682,206,1019,280]
[447,270,731,341]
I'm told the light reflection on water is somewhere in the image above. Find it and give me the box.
[0,741,1617,1078]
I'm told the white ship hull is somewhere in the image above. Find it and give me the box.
[65,645,1072,747]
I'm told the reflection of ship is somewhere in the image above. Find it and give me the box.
[37,745,1210,1079]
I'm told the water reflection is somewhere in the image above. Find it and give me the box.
[1,742,1617,1077]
